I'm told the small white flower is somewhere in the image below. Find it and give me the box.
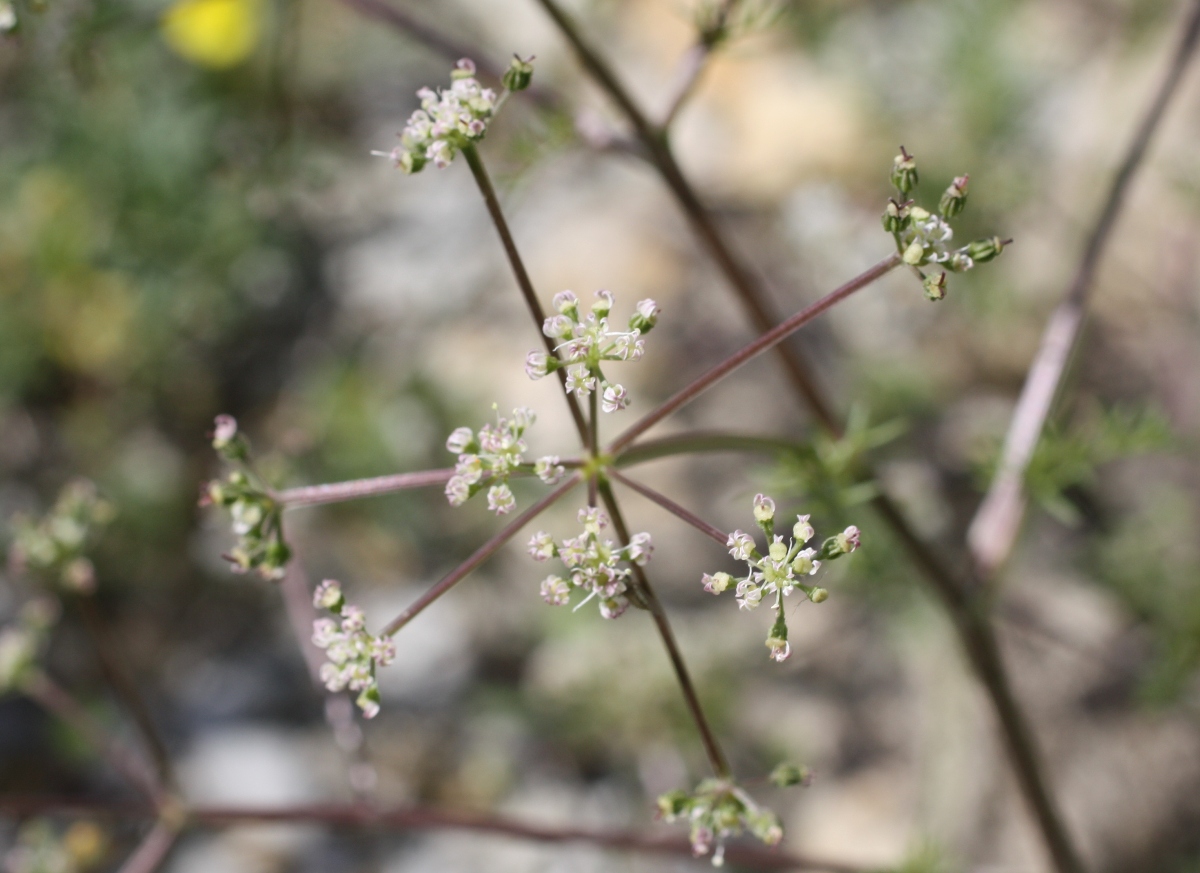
[565,364,596,397]
[792,549,820,576]
[535,456,565,485]
[487,483,516,515]
[767,638,791,662]
[446,427,474,454]
[543,314,574,339]
[702,572,732,594]
[601,383,629,413]
[445,476,470,507]
[528,531,556,561]
[599,596,629,619]
[627,531,653,566]
[313,579,344,611]
[753,494,775,525]
[341,605,366,633]
[312,618,340,648]
[727,530,756,562]
[525,351,550,379]
[540,575,571,605]
[793,515,814,543]
[553,290,578,313]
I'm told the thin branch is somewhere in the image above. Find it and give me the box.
[531,0,843,433]
[607,469,727,546]
[22,671,162,806]
[278,469,454,507]
[382,474,581,636]
[967,0,1200,578]
[659,0,740,129]
[77,597,175,791]
[0,796,865,873]
[461,143,591,446]
[608,255,901,453]
[596,480,732,778]
[614,431,804,467]
[115,819,180,873]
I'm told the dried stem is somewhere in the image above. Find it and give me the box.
[278,469,454,507]
[596,479,732,778]
[382,474,581,636]
[22,671,161,805]
[461,143,590,446]
[967,0,1200,578]
[0,795,863,872]
[659,0,740,128]
[607,469,727,546]
[608,255,901,453]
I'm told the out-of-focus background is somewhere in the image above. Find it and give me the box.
[2,0,1200,870]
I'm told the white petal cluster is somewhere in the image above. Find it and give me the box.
[702,495,860,662]
[445,407,560,515]
[311,580,396,719]
[528,507,652,618]
[658,779,782,867]
[377,59,498,174]
[525,290,659,412]
[0,598,58,693]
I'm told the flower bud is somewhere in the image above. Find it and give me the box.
[809,587,828,603]
[946,250,974,273]
[657,790,690,819]
[552,290,579,316]
[881,198,911,233]
[966,236,1007,263]
[356,686,382,718]
[769,762,813,788]
[629,298,660,334]
[502,54,535,92]
[702,571,733,594]
[314,579,345,611]
[890,147,918,194]
[445,426,476,454]
[939,174,969,217]
[752,493,775,527]
[793,514,814,543]
[923,271,948,301]
[591,288,614,315]
[451,58,476,80]
[902,240,927,266]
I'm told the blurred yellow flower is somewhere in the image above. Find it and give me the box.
[162,0,260,69]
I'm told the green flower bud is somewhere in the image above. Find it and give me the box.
[890,147,918,194]
[502,55,535,92]
[923,271,948,302]
[902,240,927,266]
[939,174,969,218]
[882,198,911,233]
[966,236,1008,263]
[809,587,828,603]
[769,762,813,788]
[657,790,690,819]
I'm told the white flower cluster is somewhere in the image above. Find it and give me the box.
[658,779,782,867]
[445,407,564,515]
[376,58,498,174]
[311,580,396,719]
[528,507,652,619]
[702,495,860,662]
[525,290,660,412]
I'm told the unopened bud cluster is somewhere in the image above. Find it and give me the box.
[883,147,1008,301]
[444,407,563,515]
[311,579,396,719]
[703,495,859,662]
[658,779,782,866]
[8,480,113,594]
[528,506,652,619]
[376,59,499,173]
[526,290,659,412]
[0,598,59,693]
[204,415,290,580]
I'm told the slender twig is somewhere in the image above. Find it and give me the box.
[659,0,740,129]
[0,796,864,873]
[77,598,174,791]
[115,819,180,873]
[278,469,454,507]
[21,671,161,805]
[615,432,804,467]
[607,469,727,546]
[382,474,581,635]
[967,0,1200,578]
[461,143,590,446]
[609,255,901,453]
[531,0,843,434]
[596,480,732,778]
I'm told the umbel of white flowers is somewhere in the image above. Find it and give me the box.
[703,494,860,662]
[528,506,653,618]
[526,290,660,411]
[311,580,396,719]
[443,406,564,516]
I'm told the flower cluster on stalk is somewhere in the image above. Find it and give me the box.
[883,146,1009,301]
[528,507,652,618]
[7,480,114,594]
[311,579,396,719]
[203,415,290,580]
[2,819,107,873]
[376,59,499,173]
[658,779,783,866]
[702,495,859,662]
[526,290,660,412]
[444,406,564,515]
